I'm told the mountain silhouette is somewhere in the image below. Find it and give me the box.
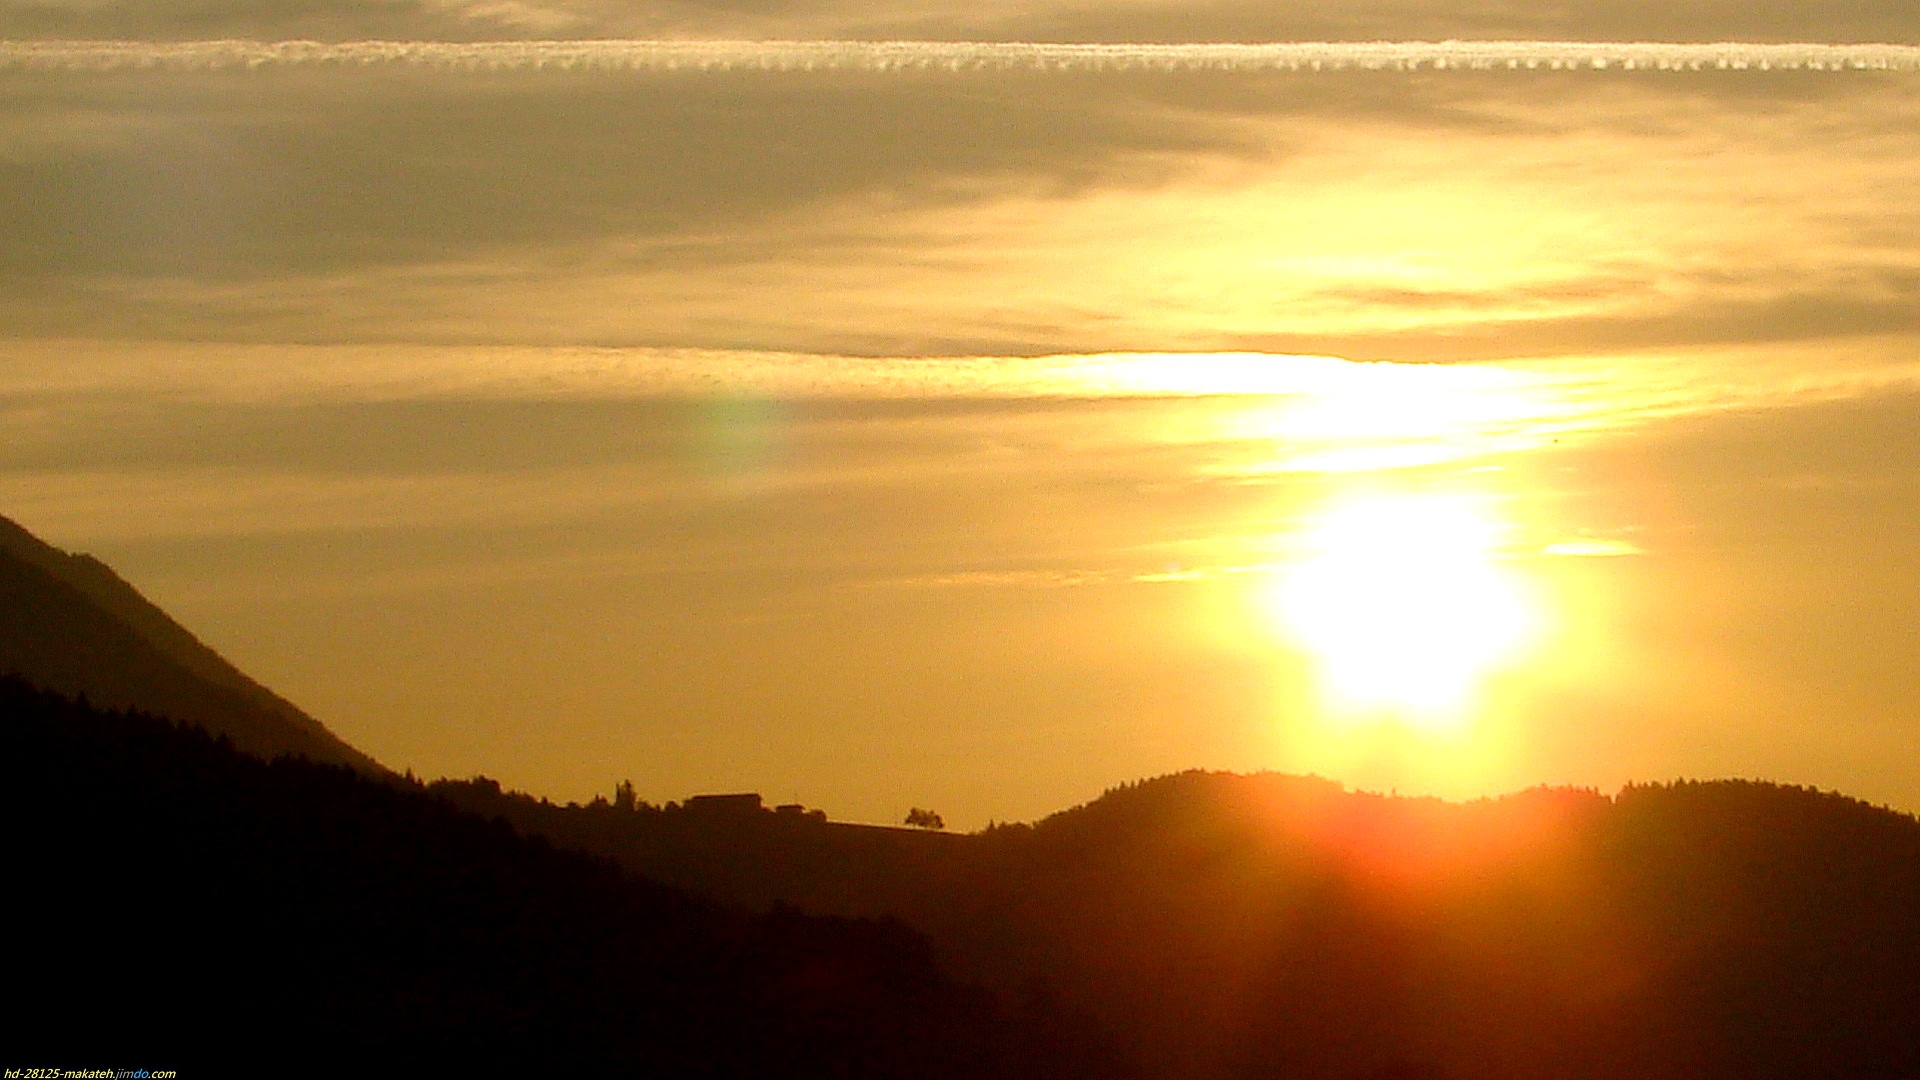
[439,770,1920,1080]
[0,512,379,771]
[6,509,1916,1077]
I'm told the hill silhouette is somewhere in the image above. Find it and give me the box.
[0,513,378,772]
[6,510,1916,1076]
[0,677,1118,1075]
[439,770,1920,1080]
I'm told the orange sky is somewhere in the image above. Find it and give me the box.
[4,5,1918,825]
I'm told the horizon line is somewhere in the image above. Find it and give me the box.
[4,38,1919,74]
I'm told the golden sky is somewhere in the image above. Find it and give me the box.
[4,2,1919,825]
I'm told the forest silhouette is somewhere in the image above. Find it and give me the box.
[432,768,1920,1080]
[0,678,1115,1075]
[5,512,1919,1076]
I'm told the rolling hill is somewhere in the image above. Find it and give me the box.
[6,508,1916,1078]
[0,677,1115,1075]
[436,769,1920,1080]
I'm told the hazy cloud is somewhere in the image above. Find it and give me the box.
[1541,537,1645,557]
[5,44,1914,358]
[6,0,1920,43]
[7,40,1918,73]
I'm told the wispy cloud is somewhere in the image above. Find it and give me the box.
[9,339,1920,415]
[1540,537,1646,557]
[4,39,1918,74]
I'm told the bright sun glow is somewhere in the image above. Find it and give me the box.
[1271,493,1536,730]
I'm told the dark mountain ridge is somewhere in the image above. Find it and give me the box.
[0,513,378,772]
[438,769,1920,1080]
[7,509,1917,1077]
[0,677,1114,1075]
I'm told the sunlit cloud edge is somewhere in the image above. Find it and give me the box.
[4,39,1919,74]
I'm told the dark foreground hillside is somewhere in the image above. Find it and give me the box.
[977,772,1920,1080]
[0,678,1117,1076]
[0,512,379,772]
[440,769,1920,1080]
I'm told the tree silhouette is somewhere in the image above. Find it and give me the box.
[1,677,1114,1076]
[906,807,946,830]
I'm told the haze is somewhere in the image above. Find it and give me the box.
[4,0,1918,827]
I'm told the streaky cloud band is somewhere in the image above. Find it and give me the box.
[3,39,1919,74]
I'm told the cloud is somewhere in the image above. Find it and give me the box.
[0,56,1263,284]
[1541,538,1645,557]
[8,0,1920,44]
[856,568,1125,589]
[4,39,1918,74]
[3,31,1917,362]
[0,0,586,42]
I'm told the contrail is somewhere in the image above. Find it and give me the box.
[2,39,1918,74]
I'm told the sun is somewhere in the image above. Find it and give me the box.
[1269,492,1535,729]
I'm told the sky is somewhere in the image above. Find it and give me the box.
[4,2,1919,827]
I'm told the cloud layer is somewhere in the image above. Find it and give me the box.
[8,0,1920,46]
[5,38,1919,73]
[6,14,1920,820]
